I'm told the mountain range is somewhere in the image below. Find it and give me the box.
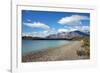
[22,30,89,40]
[47,30,89,39]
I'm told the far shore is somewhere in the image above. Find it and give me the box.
[22,41,89,62]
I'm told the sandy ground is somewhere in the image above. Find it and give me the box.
[22,41,88,62]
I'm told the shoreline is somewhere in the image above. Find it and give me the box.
[22,41,89,62]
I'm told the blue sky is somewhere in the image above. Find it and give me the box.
[22,10,90,37]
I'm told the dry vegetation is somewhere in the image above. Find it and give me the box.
[76,37,90,59]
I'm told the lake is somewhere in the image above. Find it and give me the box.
[22,40,71,56]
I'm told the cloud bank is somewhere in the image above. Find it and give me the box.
[24,22,50,30]
[58,29,68,33]
[58,15,89,25]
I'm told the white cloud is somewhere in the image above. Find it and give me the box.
[24,22,50,30]
[70,26,90,32]
[43,30,49,34]
[81,26,90,31]
[22,30,51,38]
[22,32,32,37]
[58,15,89,25]
[32,30,50,37]
[70,28,78,32]
[61,26,90,32]
[58,29,68,33]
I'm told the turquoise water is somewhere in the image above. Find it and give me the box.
[22,40,71,56]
